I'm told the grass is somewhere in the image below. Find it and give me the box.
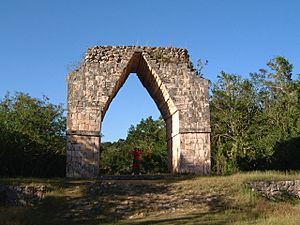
[0,171,299,225]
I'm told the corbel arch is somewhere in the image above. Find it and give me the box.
[66,46,211,178]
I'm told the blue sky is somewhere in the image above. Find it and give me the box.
[1,0,299,141]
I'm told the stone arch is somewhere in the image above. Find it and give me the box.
[66,46,211,178]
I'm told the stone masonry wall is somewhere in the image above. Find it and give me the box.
[67,46,211,178]
[250,180,300,201]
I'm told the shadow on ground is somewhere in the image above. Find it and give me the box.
[0,175,259,225]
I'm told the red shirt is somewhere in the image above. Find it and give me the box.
[133,149,142,160]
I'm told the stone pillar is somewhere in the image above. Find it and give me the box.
[66,132,100,178]
[179,132,211,175]
[66,106,101,178]
[165,111,181,173]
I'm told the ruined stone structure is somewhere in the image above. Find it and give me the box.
[250,180,300,200]
[66,46,211,178]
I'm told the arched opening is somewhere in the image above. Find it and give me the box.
[100,73,167,174]
[101,74,161,142]
[99,52,180,174]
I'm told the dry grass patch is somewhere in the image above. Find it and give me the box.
[0,171,299,225]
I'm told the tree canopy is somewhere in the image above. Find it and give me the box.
[210,56,300,174]
[0,93,66,177]
[100,116,168,175]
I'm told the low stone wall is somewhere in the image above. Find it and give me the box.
[0,184,47,206]
[249,180,300,200]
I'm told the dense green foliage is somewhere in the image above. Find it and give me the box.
[0,93,66,177]
[100,117,168,174]
[211,56,300,174]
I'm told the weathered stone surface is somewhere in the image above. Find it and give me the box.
[249,180,300,201]
[0,184,47,206]
[67,46,211,178]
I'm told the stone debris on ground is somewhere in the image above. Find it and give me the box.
[0,184,47,206]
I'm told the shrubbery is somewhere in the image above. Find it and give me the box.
[0,93,66,177]
[100,117,168,175]
[210,56,300,174]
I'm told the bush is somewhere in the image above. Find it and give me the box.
[0,93,66,177]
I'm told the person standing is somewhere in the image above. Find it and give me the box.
[132,148,142,175]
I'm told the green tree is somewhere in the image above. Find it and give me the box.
[210,72,259,174]
[0,92,66,177]
[250,57,300,169]
[100,116,168,174]
[100,140,132,175]
[210,56,300,174]
[127,116,168,173]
